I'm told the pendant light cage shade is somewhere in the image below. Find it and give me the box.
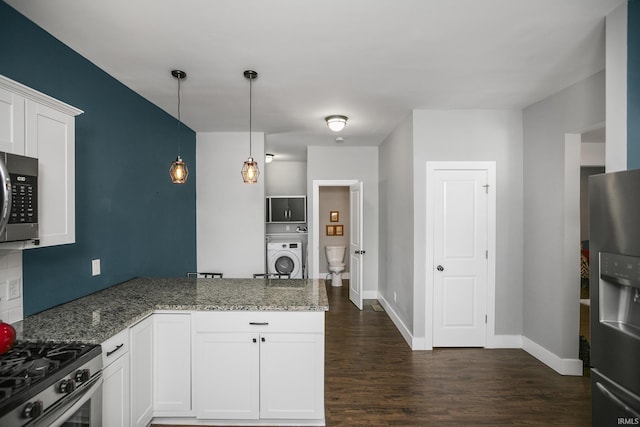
[169,69,188,184]
[325,115,348,132]
[170,155,189,184]
[242,70,259,183]
[241,157,260,184]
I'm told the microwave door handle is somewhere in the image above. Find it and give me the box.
[0,156,11,236]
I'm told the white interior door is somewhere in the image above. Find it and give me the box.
[433,169,488,347]
[349,182,363,310]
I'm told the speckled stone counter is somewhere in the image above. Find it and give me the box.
[14,277,329,344]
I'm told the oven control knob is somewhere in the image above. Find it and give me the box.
[23,400,43,419]
[59,378,76,394]
[74,369,90,383]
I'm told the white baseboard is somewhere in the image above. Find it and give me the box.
[522,336,583,376]
[487,334,522,348]
[362,290,377,299]
[377,294,414,349]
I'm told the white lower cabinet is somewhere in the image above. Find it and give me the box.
[194,312,325,422]
[102,329,130,427]
[130,316,154,427]
[153,313,192,416]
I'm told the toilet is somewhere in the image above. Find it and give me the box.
[325,245,346,287]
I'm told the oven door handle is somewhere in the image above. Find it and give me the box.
[33,374,102,427]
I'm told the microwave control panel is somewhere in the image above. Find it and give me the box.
[8,173,38,224]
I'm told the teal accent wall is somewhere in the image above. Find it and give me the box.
[0,2,197,315]
[629,0,640,169]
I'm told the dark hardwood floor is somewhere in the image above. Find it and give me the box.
[154,281,592,426]
[324,283,591,426]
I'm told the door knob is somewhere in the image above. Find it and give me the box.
[355,250,366,255]
[437,265,444,272]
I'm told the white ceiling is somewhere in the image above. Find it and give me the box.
[6,0,622,161]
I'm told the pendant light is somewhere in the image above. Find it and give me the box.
[169,69,189,184]
[241,70,259,184]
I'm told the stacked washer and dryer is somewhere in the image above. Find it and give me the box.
[266,241,304,278]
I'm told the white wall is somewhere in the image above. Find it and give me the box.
[523,71,604,371]
[411,110,524,347]
[379,114,415,332]
[196,132,265,277]
[307,146,379,294]
[265,161,307,195]
[606,1,628,172]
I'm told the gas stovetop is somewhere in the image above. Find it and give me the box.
[0,342,102,418]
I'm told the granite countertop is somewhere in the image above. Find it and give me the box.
[14,277,329,344]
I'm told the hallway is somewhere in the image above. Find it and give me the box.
[324,284,591,426]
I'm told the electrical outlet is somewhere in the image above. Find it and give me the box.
[393,292,397,303]
[92,259,101,276]
[8,280,20,300]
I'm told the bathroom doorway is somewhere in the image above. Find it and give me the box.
[312,179,365,310]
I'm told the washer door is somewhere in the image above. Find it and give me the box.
[268,250,301,277]
[274,255,295,275]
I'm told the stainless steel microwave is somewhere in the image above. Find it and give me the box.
[0,152,38,243]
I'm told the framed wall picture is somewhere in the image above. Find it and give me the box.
[330,211,339,222]
[326,225,335,236]
[335,225,344,236]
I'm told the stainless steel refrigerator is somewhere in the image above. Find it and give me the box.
[590,169,640,425]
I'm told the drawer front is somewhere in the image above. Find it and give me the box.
[101,328,130,367]
[195,311,324,334]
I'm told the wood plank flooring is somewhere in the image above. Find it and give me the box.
[324,284,591,426]
[153,281,592,426]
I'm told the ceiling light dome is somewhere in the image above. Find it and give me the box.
[325,115,348,132]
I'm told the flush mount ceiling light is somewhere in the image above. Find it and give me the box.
[241,70,259,184]
[265,153,274,163]
[325,115,348,132]
[169,69,189,184]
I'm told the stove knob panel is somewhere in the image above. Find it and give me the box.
[23,400,43,419]
[59,378,76,394]
[75,368,90,383]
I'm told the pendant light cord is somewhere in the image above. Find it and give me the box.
[177,75,182,157]
[249,74,252,157]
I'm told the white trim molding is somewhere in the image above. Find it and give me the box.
[0,74,83,116]
[522,336,584,376]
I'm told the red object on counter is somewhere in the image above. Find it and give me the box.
[0,320,16,355]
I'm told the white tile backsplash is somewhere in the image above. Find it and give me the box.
[0,250,23,324]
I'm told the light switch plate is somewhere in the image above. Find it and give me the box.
[8,280,20,300]
[92,259,101,276]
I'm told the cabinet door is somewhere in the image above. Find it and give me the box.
[0,87,25,154]
[287,197,306,222]
[259,333,324,419]
[269,197,290,222]
[153,313,191,415]
[130,316,153,427]
[195,333,260,420]
[102,352,130,427]
[24,100,75,247]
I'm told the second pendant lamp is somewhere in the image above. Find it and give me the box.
[241,70,259,184]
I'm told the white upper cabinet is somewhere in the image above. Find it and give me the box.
[0,74,82,249]
[0,86,25,154]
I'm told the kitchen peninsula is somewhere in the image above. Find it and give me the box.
[16,277,329,426]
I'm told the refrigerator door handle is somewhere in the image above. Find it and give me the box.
[596,381,640,418]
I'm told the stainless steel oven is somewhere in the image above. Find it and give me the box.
[0,342,102,427]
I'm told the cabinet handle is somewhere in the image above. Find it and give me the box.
[249,322,269,326]
[261,337,265,342]
[252,338,257,343]
[106,343,124,357]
